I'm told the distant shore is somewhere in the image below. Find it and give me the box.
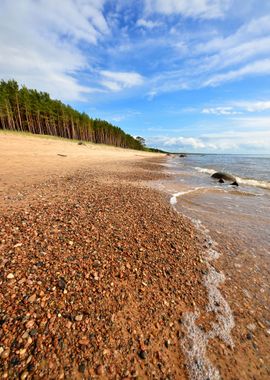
[0,133,209,379]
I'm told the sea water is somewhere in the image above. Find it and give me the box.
[156,154,270,379]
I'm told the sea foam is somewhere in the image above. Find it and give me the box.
[170,198,235,380]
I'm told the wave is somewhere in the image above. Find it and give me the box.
[235,176,270,190]
[194,166,270,190]
[170,187,204,205]
[194,167,216,176]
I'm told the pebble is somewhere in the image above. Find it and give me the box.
[78,363,86,373]
[25,320,35,329]
[75,314,83,322]
[138,350,147,359]
[79,337,89,346]
[29,329,38,337]
[28,294,36,303]
[21,370,28,380]
[1,349,10,359]
[58,278,66,290]
[19,348,27,356]
[96,365,104,375]
[7,273,15,279]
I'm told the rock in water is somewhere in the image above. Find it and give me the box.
[211,172,236,182]
[218,178,225,183]
[231,181,239,186]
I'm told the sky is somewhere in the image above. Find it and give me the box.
[1,0,270,153]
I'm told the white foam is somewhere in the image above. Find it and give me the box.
[170,187,204,205]
[236,176,270,190]
[171,212,235,379]
[194,167,216,175]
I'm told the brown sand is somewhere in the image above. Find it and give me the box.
[0,133,209,379]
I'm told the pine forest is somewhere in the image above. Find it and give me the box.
[0,80,144,150]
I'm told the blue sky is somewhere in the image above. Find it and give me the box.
[1,0,270,153]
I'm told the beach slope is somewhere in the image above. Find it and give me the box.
[0,133,207,379]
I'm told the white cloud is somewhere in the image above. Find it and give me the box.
[146,14,270,95]
[153,136,206,149]
[145,0,232,19]
[149,117,270,152]
[137,18,162,29]
[204,59,270,87]
[100,71,144,91]
[201,101,270,116]
[0,0,108,101]
[202,107,240,115]
[233,101,270,112]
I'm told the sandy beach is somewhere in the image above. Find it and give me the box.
[0,133,210,379]
[1,133,269,379]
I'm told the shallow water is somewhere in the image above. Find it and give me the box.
[155,154,270,379]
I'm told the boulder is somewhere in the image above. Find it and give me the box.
[231,181,239,187]
[211,172,236,182]
[218,178,225,183]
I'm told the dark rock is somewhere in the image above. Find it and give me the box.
[231,181,239,186]
[35,261,45,267]
[179,154,187,158]
[211,172,236,181]
[218,178,225,183]
[247,332,253,340]
[27,363,35,372]
[138,349,147,359]
[10,356,20,366]
[78,363,86,373]
[58,277,66,291]
[29,329,38,336]
[78,141,84,145]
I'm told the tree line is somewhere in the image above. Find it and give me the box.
[0,80,144,150]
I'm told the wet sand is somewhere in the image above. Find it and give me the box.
[0,134,209,379]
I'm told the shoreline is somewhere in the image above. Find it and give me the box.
[154,157,270,380]
[0,134,208,379]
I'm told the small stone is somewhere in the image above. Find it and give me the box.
[246,332,253,340]
[58,278,66,291]
[1,349,10,359]
[79,337,89,346]
[0,347,4,355]
[29,329,38,337]
[19,348,27,356]
[96,365,104,375]
[75,314,83,322]
[28,294,36,303]
[78,363,86,373]
[7,273,15,279]
[14,243,23,248]
[165,339,170,348]
[25,320,35,329]
[138,350,147,359]
[10,356,20,366]
[247,323,256,331]
[66,321,72,329]
[21,370,28,380]
[93,260,101,268]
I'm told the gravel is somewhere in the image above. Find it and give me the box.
[0,159,208,379]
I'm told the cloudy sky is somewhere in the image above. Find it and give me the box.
[1,0,270,153]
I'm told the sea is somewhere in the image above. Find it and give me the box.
[155,154,270,380]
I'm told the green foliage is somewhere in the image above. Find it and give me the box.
[0,79,144,150]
